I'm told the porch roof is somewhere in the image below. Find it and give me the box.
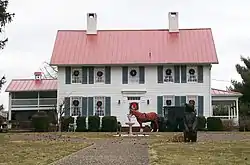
[211,88,242,97]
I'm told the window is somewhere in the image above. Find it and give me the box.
[163,95,175,106]
[72,68,82,84]
[128,67,139,83]
[94,68,105,83]
[70,97,82,116]
[127,97,140,100]
[186,95,198,110]
[163,68,174,83]
[94,96,105,116]
[187,66,197,82]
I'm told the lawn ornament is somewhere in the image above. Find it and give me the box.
[183,103,198,142]
[129,109,159,132]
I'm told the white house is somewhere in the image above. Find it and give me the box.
[47,12,239,126]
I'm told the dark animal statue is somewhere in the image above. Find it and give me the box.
[183,102,198,142]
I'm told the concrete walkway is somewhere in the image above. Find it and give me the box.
[52,138,149,165]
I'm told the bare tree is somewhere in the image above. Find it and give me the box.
[40,61,58,79]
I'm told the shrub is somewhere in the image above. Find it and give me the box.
[197,116,206,131]
[88,116,100,132]
[157,117,168,132]
[207,117,223,131]
[76,116,87,132]
[61,116,74,132]
[101,116,117,132]
[222,119,234,131]
[31,111,50,132]
[239,116,250,131]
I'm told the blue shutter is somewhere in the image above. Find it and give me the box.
[82,67,88,84]
[105,66,111,84]
[105,97,111,116]
[157,96,163,116]
[180,96,186,106]
[87,97,94,116]
[198,66,203,83]
[122,67,128,84]
[139,66,145,84]
[82,97,88,116]
[175,96,180,106]
[157,66,163,83]
[198,96,204,116]
[181,65,187,83]
[88,67,94,84]
[64,97,70,116]
[65,67,71,84]
[174,66,180,83]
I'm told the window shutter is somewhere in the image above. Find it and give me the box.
[181,65,187,83]
[64,97,70,116]
[122,67,128,84]
[198,96,204,116]
[65,67,71,84]
[82,97,88,116]
[197,66,203,83]
[139,66,145,84]
[157,96,163,116]
[175,96,180,106]
[174,66,180,83]
[82,67,88,84]
[157,66,163,83]
[88,67,94,84]
[180,96,186,106]
[87,97,94,116]
[105,97,111,116]
[105,66,111,84]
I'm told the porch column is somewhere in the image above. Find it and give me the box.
[8,93,12,121]
[236,98,239,125]
[8,93,12,129]
[37,92,40,111]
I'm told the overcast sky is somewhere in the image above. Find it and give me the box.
[0,0,249,108]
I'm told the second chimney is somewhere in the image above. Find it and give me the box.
[87,13,97,34]
[168,12,179,33]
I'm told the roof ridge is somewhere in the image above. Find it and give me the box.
[57,28,212,32]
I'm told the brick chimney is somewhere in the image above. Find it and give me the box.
[86,13,97,34]
[34,72,42,83]
[168,12,179,33]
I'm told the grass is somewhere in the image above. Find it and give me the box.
[149,133,250,165]
[0,132,114,165]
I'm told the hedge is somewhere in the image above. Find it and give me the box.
[88,116,100,132]
[76,116,87,132]
[207,117,223,131]
[239,116,250,131]
[61,116,74,132]
[101,116,118,132]
[197,116,206,131]
[31,111,50,132]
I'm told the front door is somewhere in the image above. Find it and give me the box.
[128,97,140,111]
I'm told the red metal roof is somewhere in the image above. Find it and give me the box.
[50,29,219,65]
[211,88,242,96]
[5,79,57,92]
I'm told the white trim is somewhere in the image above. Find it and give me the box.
[12,107,55,111]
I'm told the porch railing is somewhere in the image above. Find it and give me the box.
[11,98,57,108]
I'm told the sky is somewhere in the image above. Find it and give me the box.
[0,0,249,109]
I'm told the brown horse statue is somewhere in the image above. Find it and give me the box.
[129,109,159,132]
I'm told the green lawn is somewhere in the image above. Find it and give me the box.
[149,133,250,165]
[0,132,114,165]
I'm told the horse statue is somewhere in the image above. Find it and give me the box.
[183,100,198,142]
[129,108,159,132]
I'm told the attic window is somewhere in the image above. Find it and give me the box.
[88,13,95,18]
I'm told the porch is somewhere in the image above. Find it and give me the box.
[211,88,242,125]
